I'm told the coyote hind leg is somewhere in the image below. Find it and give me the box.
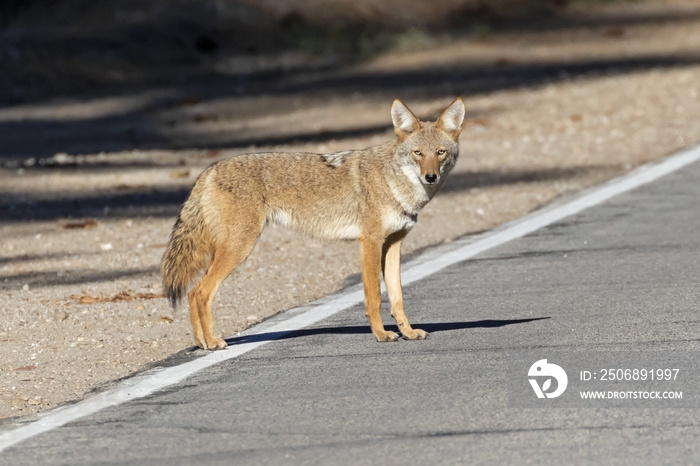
[189,229,261,350]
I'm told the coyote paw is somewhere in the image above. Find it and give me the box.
[402,328,428,340]
[199,336,228,351]
[374,330,400,342]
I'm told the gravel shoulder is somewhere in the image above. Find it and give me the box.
[2,2,700,420]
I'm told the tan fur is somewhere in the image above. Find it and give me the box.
[161,98,466,349]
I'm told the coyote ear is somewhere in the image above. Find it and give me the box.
[436,97,465,139]
[391,99,421,141]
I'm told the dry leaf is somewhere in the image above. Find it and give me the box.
[464,118,489,128]
[603,26,625,38]
[114,184,146,191]
[71,291,163,304]
[13,365,37,372]
[62,219,97,229]
[169,169,190,179]
[74,295,97,304]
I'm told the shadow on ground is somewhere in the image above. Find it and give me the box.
[1,53,698,163]
[0,266,161,290]
[0,165,617,221]
[224,317,550,345]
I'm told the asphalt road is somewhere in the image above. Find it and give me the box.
[3,159,700,464]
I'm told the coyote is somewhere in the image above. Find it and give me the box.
[161,98,465,349]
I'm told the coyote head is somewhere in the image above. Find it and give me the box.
[391,98,465,186]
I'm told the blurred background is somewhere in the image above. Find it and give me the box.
[1,0,699,167]
[0,0,614,104]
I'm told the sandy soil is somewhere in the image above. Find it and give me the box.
[2,2,700,420]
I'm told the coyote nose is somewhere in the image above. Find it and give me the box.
[424,173,438,184]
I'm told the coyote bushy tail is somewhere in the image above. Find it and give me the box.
[161,194,211,308]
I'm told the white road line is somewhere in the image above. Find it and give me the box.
[1,143,699,453]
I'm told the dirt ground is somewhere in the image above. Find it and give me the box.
[2,1,700,420]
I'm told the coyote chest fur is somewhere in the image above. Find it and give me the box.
[162,98,466,350]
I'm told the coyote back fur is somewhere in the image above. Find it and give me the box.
[162,98,466,349]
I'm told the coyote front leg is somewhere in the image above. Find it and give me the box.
[360,237,400,342]
[382,232,428,340]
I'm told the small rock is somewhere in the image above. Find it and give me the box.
[22,284,29,291]
[54,310,69,321]
[100,243,113,251]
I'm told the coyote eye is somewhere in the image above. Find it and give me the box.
[413,150,422,156]
[437,149,446,156]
